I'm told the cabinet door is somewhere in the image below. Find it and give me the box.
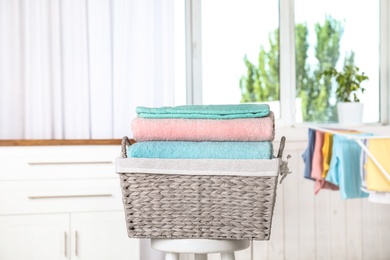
[71,211,139,260]
[0,214,70,260]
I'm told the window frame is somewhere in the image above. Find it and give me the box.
[380,0,389,125]
[185,0,390,126]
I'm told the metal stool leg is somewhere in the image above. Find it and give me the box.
[194,253,208,260]
[165,252,180,260]
[221,252,235,260]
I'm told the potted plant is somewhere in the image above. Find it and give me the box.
[318,65,369,125]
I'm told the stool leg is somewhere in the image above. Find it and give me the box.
[221,252,235,260]
[194,253,208,260]
[165,252,180,260]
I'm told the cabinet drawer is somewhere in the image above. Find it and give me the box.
[0,179,124,215]
[0,145,120,180]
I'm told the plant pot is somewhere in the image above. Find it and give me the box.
[337,102,364,126]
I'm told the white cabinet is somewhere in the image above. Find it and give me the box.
[0,142,139,260]
[0,212,138,260]
[70,212,139,260]
[0,214,69,260]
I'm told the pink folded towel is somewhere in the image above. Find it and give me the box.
[132,112,275,142]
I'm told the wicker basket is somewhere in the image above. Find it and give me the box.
[116,136,287,240]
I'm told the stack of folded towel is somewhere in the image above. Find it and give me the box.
[129,104,275,160]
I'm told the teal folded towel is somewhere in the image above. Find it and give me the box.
[136,104,270,119]
[128,141,273,159]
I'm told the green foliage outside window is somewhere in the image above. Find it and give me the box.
[240,16,356,122]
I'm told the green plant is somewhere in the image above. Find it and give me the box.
[318,65,369,102]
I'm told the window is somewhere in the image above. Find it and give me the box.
[189,0,385,125]
[200,0,280,118]
[294,0,380,123]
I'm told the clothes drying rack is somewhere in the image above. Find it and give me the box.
[307,125,390,183]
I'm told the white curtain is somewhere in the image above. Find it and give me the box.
[0,0,175,139]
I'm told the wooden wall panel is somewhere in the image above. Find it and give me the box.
[297,151,317,260]
[345,199,363,260]
[329,191,347,259]
[379,205,390,260]
[362,201,381,260]
[314,190,332,260]
[282,150,300,259]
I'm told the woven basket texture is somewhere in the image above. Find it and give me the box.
[119,172,278,240]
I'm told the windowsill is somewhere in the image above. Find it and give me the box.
[274,122,390,143]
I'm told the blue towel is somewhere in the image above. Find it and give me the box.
[136,104,270,119]
[128,141,273,159]
[326,134,371,199]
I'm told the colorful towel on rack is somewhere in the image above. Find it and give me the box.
[136,104,270,119]
[131,112,275,142]
[311,131,339,194]
[325,134,371,199]
[365,139,390,192]
[128,141,273,159]
[302,128,316,180]
[311,130,325,180]
[322,132,333,179]
[322,129,361,180]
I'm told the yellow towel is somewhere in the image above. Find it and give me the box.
[321,132,333,178]
[365,139,390,192]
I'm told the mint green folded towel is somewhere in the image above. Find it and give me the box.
[128,141,273,159]
[136,104,270,119]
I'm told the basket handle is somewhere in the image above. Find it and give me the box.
[277,136,286,158]
[121,136,132,158]
[277,136,291,184]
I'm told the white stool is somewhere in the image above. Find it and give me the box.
[151,238,250,260]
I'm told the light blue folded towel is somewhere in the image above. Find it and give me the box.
[128,141,273,159]
[136,104,270,119]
